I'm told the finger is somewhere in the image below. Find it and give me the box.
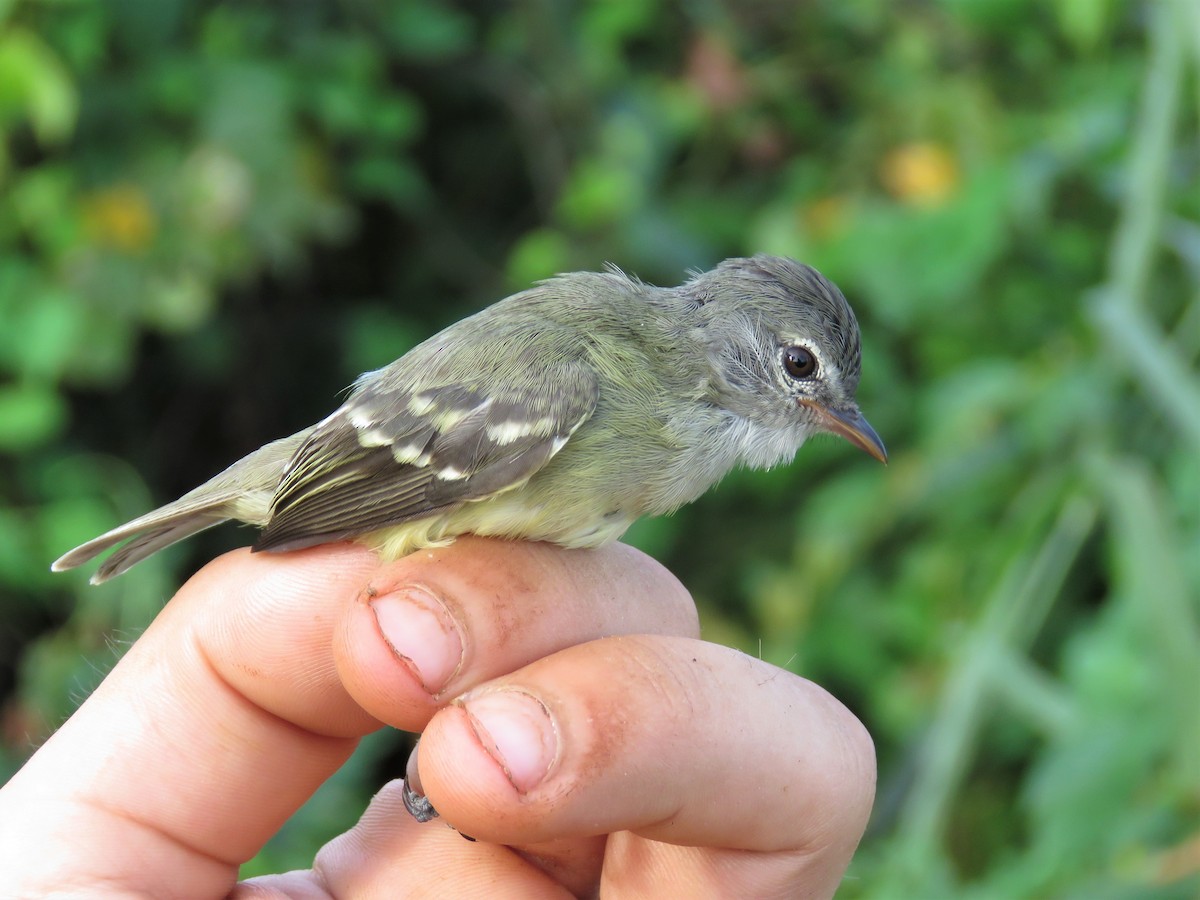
[236,780,596,899]
[415,635,876,897]
[0,543,384,897]
[332,537,699,729]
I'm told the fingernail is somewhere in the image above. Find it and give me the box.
[369,587,463,693]
[461,690,557,794]
[402,741,439,823]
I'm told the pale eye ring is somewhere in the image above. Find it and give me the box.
[783,345,818,379]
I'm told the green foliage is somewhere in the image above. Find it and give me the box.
[2,0,1199,894]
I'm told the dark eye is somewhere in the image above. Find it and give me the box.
[783,345,817,379]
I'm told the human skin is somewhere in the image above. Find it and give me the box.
[0,538,876,898]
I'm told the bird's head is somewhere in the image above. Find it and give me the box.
[687,255,887,464]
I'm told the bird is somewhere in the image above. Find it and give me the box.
[53,254,886,584]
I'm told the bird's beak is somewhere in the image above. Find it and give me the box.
[800,399,888,463]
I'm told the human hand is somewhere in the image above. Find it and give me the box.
[0,538,874,897]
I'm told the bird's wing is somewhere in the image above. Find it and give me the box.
[253,361,599,552]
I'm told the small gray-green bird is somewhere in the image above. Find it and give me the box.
[54,255,886,584]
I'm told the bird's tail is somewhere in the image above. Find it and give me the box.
[52,431,311,584]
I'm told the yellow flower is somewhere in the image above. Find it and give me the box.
[81,184,156,252]
[880,142,959,207]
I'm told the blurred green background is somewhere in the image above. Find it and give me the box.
[3,0,1199,895]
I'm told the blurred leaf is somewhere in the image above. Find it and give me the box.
[0,28,78,142]
[341,305,421,373]
[506,227,572,286]
[179,146,252,233]
[0,382,67,451]
[384,1,472,59]
[9,164,77,255]
[1055,0,1118,53]
[144,272,215,334]
[347,153,426,209]
[557,156,641,228]
[0,506,40,586]
[3,286,81,381]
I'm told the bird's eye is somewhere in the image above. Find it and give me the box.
[783,345,818,379]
